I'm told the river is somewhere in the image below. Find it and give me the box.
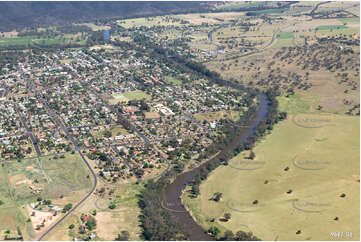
[161,93,270,240]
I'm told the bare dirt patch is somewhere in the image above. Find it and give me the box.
[9,174,32,186]
[26,204,61,235]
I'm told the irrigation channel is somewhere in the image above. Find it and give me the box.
[162,93,270,240]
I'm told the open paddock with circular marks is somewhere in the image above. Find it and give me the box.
[95,198,110,211]
[182,112,359,240]
[291,113,335,128]
[292,199,332,214]
[229,159,266,171]
[226,199,266,213]
[292,156,332,171]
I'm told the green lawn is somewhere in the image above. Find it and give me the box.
[165,75,182,85]
[122,90,151,101]
[109,90,151,104]
[276,32,294,39]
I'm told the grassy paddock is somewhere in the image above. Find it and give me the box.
[0,153,92,239]
[182,112,359,240]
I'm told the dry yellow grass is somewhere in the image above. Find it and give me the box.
[183,113,360,241]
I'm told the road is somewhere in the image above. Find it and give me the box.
[309,1,331,16]
[36,94,98,241]
[15,65,98,241]
[14,104,42,158]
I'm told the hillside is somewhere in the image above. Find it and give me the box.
[0,1,215,32]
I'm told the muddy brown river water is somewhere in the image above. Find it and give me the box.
[162,93,270,240]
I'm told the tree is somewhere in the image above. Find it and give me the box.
[43,199,51,205]
[234,230,260,241]
[68,224,75,229]
[249,150,255,160]
[86,216,97,231]
[208,226,220,237]
[224,213,231,221]
[109,203,116,209]
[213,192,222,202]
[116,230,130,241]
[222,230,234,241]
[191,184,200,196]
[63,203,72,213]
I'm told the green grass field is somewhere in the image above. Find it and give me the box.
[39,153,93,198]
[0,36,35,47]
[276,32,294,39]
[272,38,294,48]
[110,90,151,104]
[165,75,182,85]
[315,27,359,37]
[182,111,360,240]
[277,93,311,114]
[338,17,360,25]
[0,35,86,47]
[123,90,150,101]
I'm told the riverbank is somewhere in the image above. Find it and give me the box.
[181,105,360,240]
[160,93,272,240]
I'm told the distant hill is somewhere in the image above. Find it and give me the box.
[0,1,215,32]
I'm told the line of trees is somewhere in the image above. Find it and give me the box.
[135,38,287,240]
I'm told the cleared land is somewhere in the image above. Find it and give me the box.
[0,153,92,240]
[0,35,85,47]
[42,182,143,241]
[182,108,360,240]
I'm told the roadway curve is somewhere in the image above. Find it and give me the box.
[16,67,98,241]
[36,95,98,241]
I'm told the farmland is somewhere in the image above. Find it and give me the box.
[0,35,85,48]
[182,110,360,240]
